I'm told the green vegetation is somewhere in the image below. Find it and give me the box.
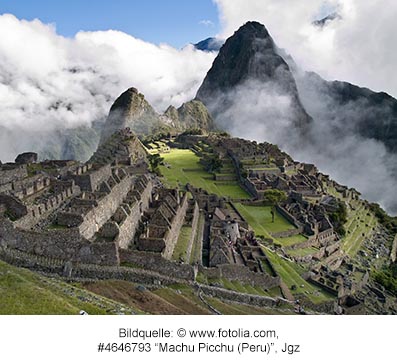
[234,203,296,236]
[275,234,308,247]
[263,248,334,304]
[329,200,348,236]
[368,203,397,234]
[0,261,126,314]
[342,201,377,257]
[262,189,288,222]
[373,264,397,296]
[153,287,211,315]
[201,153,223,173]
[148,153,164,175]
[27,163,44,177]
[159,149,249,199]
[172,226,192,262]
[286,246,319,257]
[204,297,294,315]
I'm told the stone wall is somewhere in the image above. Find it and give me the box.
[214,174,237,181]
[185,201,200,262]
[242,178,259,198]
[119,249,195,280]
[196,284,289,309]
[276,205,302,229]
[117,177,153,249]
[15,182,81,229]
[199,264,280,290]
[271,228,302,239]
[162,193,189,259]
[219,264,280,289]
[77,176,133,239]
[0,246,181,286]
[69,164,111,192]
[0,195,28,219]
[0,217,119,265]
[0,164,27,186]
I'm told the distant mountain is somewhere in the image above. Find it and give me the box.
[296,71,397,153]
[99,87,215,144]
[194,37,224,52]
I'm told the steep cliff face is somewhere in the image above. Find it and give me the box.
[196,21,311,129]
[99,87,163,144]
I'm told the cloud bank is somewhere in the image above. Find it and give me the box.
[0,14,215,161]
[214,0,397,98]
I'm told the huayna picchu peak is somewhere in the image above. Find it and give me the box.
[196,21,312,131]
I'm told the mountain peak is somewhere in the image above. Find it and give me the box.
[236,21,271,36]
[196,21,311,129]
[99,87,161,145]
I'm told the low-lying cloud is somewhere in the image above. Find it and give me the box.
[0,14,215,161]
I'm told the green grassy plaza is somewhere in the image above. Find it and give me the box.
[159,148,250,199]
[234,203,296,236]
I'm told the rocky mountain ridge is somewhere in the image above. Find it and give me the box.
[99,87,216,145]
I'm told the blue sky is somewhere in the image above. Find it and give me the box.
[0,0,220,47]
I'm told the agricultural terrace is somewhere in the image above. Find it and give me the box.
[262,248,334,304]
[342,200,378,257]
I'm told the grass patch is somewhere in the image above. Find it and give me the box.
[262,248,334,304]
[204,297,293,315]
[153,288,211,315]
[234,203,296,236]
[0,261,127,315]
[286,247,319,257]
[159,149,250,199]
[275,234,308,247]
[172,226,192,262]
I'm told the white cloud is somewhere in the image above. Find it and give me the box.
[214,0,397,98]
[0,14,215,161]
[199,19,214,27]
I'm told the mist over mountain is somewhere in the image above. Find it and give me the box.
[99,87,215,144]
[0,14,215,162]
[195,21,397,214]
[196,22,311,146]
